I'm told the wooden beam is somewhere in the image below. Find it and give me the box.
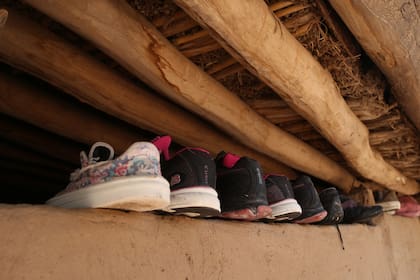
[0,9,295,178]
[329,0,420,132]
[0,140,74,172]
[0,71,146,155]
[173,0,419,194]
[0,114,84,166]
[23,0,357,191]
[0,9,7,28]
[0,159,68,183]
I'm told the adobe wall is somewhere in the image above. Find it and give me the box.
[1,205,419,279]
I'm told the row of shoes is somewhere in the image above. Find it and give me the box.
[46,136,417,223]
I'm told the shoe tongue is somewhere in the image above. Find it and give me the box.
[341,198,357,209]
[88,142,114,164]
[152,135,171,160]
[222,152,240,168]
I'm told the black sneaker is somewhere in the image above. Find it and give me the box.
[265,174,302,221]
[318,187,344,225]
[215,151,272,221]
[153,136,221,217]
[292,175,327,224]
[341,195,383,224]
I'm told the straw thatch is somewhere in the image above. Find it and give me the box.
[128,0,419,181]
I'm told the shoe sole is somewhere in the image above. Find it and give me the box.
[163,186,221,217]
[376,201,401,212]
[269,198,302,221]
[294,210,328,224]
[221,205,272,221]
[47,176,170,211]
[396,210,420,217]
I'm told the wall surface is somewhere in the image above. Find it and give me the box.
[1,204,419,279]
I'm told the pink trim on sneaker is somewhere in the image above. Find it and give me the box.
[223,153,240,168]
[256,205,273,220]
[152,136,171,160]
[294,210,328,224]
[396,210,420,218]
[221,205,272,221]
[396,196,420,217]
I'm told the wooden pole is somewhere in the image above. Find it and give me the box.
[0,71,146,155]
[23,0,357,191]
[0,9,295,178]
[329,0,420,132]
[173,0,419,194]
[0,114,84,166]
[0,140,74,172]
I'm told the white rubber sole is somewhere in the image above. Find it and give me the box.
[377,201,401,212]
[270,198,302,221]
[165,186,221,212]
[47,176,170,212]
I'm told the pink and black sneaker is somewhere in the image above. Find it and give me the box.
[152,136,221,217]
[395,196,420,217]
[265,174,302,221]
[215,151,272,221]
[46,141,170,211]
[292,175,327,224]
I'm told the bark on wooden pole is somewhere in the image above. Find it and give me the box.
[329,0,420,133]
[0,71,145,155]
[0,114,84,166]
[0,9,295,178]
[173,0,419,194]
[23,0,357,191]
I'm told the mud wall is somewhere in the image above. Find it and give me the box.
[1,205,419,279]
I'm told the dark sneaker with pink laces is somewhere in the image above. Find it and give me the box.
[265,174,302,221]
[292,175,327,224]
[153,136,221,217]
[215,151,272,221]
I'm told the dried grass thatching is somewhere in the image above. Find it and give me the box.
[128,0,420,181]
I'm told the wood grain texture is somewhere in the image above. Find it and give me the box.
[0,71,144,155]
[0,8,295,177]
[0,114,84,166]
[174,0,419,194]
[23,0,357,191]
[329,0,420,132]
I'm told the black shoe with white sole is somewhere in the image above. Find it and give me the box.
[153,136,221,217]
[265,174,302,221]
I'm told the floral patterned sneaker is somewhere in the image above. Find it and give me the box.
[46,141,170,211]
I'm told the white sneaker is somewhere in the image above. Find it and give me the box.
[47,141,170,211]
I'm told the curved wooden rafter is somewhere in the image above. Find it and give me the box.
[173,0,420,194]
[0,9,296,178]
[23,0,359,191]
